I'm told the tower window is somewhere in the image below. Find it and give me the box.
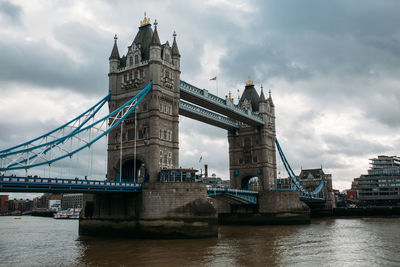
[135,55,139,64]
[127,128,135,141]
[129,57,133,66]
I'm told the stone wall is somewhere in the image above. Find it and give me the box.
[79,182,218,238]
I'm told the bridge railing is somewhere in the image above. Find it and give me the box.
[180,81,264,125]
[179,101,239,129]
[207,187,259,195]
[206,187,258,204]
[0,176,141,188]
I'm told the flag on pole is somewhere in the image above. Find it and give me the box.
[209,76,217,81]
[199,155,203,163]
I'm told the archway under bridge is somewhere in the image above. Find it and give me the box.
[121,159,147,183]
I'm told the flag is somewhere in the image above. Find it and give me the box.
[209,76,217,81]
[199,155,202,163]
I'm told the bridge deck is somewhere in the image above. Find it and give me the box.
[180,80,264,127]
[179,101,239,130]
[0,176,141,194]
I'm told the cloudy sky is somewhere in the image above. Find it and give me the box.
[1,0,400,198]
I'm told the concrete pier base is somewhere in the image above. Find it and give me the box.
[214,190,310,225]
[79,182,218,238]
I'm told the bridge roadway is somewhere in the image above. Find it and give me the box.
[0,176,325,204]
[179,101,239,130]
[179,80,264,127]
[0,176,141,193]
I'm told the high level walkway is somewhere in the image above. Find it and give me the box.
[180,80,264,127]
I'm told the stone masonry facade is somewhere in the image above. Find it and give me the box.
[228,81,277,190]
[107,17,181,182]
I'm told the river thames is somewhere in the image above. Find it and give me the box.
[0,216,400,266]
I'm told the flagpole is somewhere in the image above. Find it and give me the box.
[216,78,218,97]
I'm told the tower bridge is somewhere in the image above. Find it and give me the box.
[0,14,334,238]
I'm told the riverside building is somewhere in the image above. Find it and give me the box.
[356,155,400,205]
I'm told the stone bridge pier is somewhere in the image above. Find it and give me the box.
[79,15,217,238]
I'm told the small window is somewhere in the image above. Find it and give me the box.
[129,57,133,66]
[140,69,144,78]
[160,150,163,156]
[128,129,135,140]
[135,55,139,64]
[135,71,138,79]
[129,71,132,80]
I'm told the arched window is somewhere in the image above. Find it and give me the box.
[129,57,133,66]
[135,55,139,64]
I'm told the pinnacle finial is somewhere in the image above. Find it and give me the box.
[246,76,254,86]
[269,89,271,97]
[140,11,151,27]
[173,31,177,39]
[114,34,117,41]
[154,19,158,28]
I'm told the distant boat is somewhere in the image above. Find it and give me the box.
[14,217,22,219]
[54,208,81,219]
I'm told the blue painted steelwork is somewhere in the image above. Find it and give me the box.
[299,195,326,202]
[0,93,110,155]
[179,100,239,130]
[275,138,325,199]
[207,187,258,204]
[0,175,141,193]
[0,82,152,171]
[180,80,264,126]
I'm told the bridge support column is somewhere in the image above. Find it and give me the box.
[79,182,217,238]
[216,190,310,225]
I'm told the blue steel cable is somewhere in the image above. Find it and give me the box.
[0,93,110,154]
[0,82,152,171]
[275,138,325,196]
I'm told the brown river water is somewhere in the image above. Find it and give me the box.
[0,216,400,266]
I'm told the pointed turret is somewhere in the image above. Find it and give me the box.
[150,20,161,46]
[258,85,268,114]
[172,31,180,57]
[259,85,266,102]
[109,34,120,60]
[239,78,260,111]
[268,89,275,107]
[149,20,161,61]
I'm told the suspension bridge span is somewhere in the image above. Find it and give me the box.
[0,15,334,238]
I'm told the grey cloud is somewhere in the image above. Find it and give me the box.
[322,134,391,156]
[0,1,22,24]
[0,23,111,95]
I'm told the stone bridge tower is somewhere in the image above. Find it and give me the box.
[107,15,181,182]
[228,80,277,190]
